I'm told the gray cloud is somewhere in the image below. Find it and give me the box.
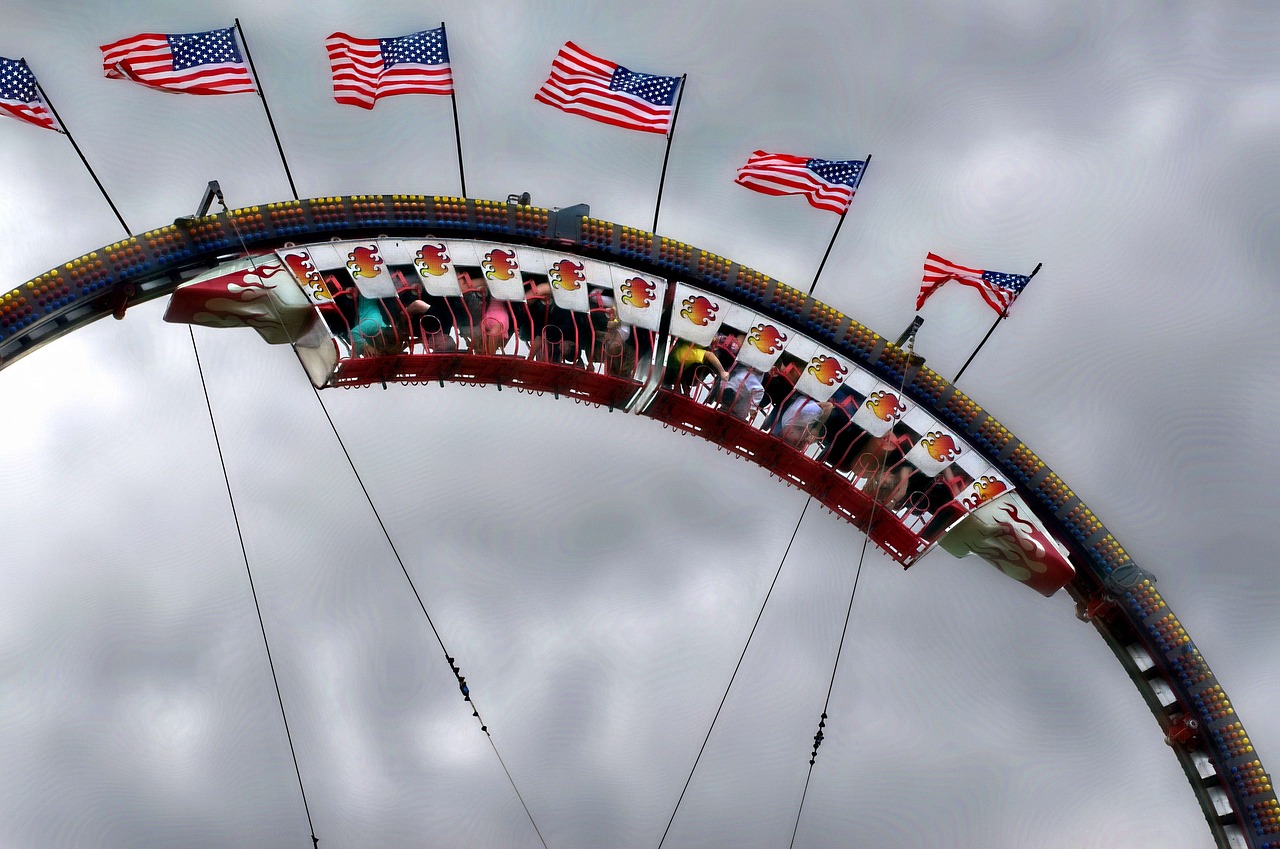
[1,1,1277,847]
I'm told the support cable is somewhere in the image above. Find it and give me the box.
[188,327,320,849]
[787,529,873,849]
[656,497,813,849]
[202,203,544,845]
[788,329,919,849]
[306,386,549,849]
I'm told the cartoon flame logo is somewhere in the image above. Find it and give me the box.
[346,244,383,280]
[962,475,1008,510]
[482,248,518,281]
[864,389,904,422]
[921,431,961,464]
[806,354,849,387]
[747,323,787,355]
[620,277,656,309]
[548,258,586,291]
[967,503,1059,581]
[280,251,332,301]
[679,294,719,327]
[413,243,451,277]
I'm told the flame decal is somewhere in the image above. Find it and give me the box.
[170,263,291,328]
[346,244,383,279]
[547,258,586,291]
[482,248,518,281]
[806,355,849,387]
[413,243,451,277]
[620,277,657,309]
[280,252,332,301]
[679,294,719,327]
[964,503,1062,582]
[747,323,787,355]
[211,263,286,294]
[921,431,961,463]
[962,475,1008,510]
[864,389,903,421]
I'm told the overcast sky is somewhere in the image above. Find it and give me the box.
[2,1,1278,847]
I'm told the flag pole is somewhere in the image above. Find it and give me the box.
[234,18,298,199]
[808,154,870,295]
[808,211,846,296]
[951,261,1042,385]
[33,75,131,236]
[440,22,467,198]
[651,74,687,234]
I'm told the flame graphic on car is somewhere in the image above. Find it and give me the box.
[280,251,332,301]
[747,323,787,354]
[921,431,961,463]
[679,294,719,326]
[962,475,1008,510]
[967,503,1063,582]
[346,244,383,279]
[806,355,848,387]
[864,389,903,421]
[482,248,518,281]
[413,243,451,277]
[548,258,585,291]
[803,353,844,386]
[170,263,291,329]
[620,277,656,309]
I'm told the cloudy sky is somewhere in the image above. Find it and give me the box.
[2,1,1278,847]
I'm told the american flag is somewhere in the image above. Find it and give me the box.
[535,41,681,135]
[100,28,256,95]
[326,27,453,109]
[917,253,1031,314]
[734,151,865,214]
[0,57,59,131]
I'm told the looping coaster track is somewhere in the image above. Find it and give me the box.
[1,194,1273,848]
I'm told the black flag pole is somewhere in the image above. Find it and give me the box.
[33,74,131,236]
[808,154,870,295]
[651,74,687,234]
[808,210,846,296]
[440,22,467,197]
[234,18,299,199]
[951,261,1042,385]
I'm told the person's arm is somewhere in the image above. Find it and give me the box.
[702,350,730,380]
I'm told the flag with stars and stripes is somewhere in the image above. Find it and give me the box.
[326,27,453,109]
[917,253,1031,315]
[0,57,59,130]
[100,27,256,95]
[535,41,681,135]
[734,151,866,214]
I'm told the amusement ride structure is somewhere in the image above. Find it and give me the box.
[1,192,1275,848]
